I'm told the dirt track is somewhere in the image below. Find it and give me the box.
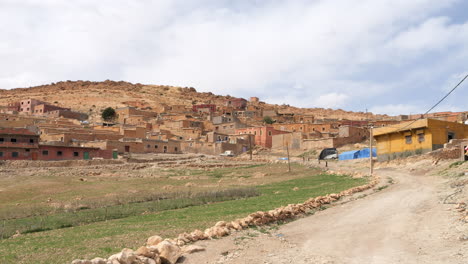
[183,167,467,264]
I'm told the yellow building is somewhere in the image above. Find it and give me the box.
[373,118,468,161]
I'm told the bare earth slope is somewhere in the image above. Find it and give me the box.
[0,80,387,121]
[183,167,467,264]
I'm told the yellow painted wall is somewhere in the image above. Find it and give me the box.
[374,119,468,159]
[375,130,432,156]
[426,119,467,146]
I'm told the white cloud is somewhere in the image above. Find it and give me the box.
[0,0,467,115]
[312,93,349,108]
[370,104,423,116]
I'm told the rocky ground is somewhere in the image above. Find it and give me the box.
[181,158,468,264]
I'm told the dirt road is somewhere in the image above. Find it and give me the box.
[183,168,467,264]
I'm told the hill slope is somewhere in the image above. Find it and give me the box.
[0,80,387,121]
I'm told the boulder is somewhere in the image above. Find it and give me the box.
[90,258,107,264]
[182,245,206,254]
[154,241,181,264]
[190,229,206,241]
[136,246,155,258]
[147,235,163,246]
[214,221,227,228]
[230,220,242,230]
[120,248,137,264]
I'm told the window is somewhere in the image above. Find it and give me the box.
[448,132,455,142]
[27,108,29,111]
[42,150,49,155]
[147,144,150,148]
[175,147,178,152]
[29,139,34,143]
[25,149,30,152]
[73,152,79,157]
[405,135,412,144]
[155,145,158,149]
[268,131,272,136]
[57,151,63,156]
[0,138,4,143]
[11,138,17,143]
[12,152,19,158]
[418,134,425,143]
[0,152,3,157]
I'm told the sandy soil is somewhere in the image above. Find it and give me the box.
[182,166,467,264]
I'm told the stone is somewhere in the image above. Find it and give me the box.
[91,258,107,264]
[230,220,242,230]
[215,221,227,227]
[147,235,164,246]
[136,246,155,258]
[154,241,181,264]
[120,248,137,264]
[190,229,206,240]
[182,245,206,254]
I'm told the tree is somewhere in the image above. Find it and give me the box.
[101,107,116,122]
[263,116,274,124]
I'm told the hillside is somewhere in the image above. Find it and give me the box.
[0,80,388,121]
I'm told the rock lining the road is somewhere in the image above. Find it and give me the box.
[71,173,379,264]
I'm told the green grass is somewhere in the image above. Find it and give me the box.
[0,188,259,239]
[0,172,366,264]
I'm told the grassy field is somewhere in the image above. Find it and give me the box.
[0,162,367,263]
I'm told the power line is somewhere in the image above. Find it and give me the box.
[383,74,468,133]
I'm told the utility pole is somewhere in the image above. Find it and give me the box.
[286,143,291,172]
[369,126,373,176]
[249,134,253,160]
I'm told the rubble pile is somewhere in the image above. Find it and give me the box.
[429,147,461,160]
[71,174,379,264]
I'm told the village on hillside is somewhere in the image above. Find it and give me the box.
[0,88,467,162]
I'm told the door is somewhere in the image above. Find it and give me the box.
[125,146,130,152]
[32,152,38,161]
[112,151,118,159]
[84,152,90,160]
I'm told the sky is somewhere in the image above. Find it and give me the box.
[1,0,468,115]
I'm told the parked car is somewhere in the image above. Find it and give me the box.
[220,150,235,157]
[318,148,338,160]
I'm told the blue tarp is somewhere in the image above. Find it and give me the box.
[339,148,377,160]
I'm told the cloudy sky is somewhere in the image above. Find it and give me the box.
[1,0,467,115]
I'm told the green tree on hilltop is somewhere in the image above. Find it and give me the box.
[101,107,117,122]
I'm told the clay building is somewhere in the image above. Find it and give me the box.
[0,128,39,160]
[225,98,247,110]
[33,103,71,116]
[235,126,289,148]
[250,97,259,103]
[192,104,216,113]
[0,128,114,160]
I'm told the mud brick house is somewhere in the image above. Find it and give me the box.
[235,126,289,148]
[32,103,71,116]
[115,107,158,124]
[0,128,114,160]
[192,104,216,113]
[181,133,251,156]
[97,139,181,154]
[44,110,88,121]
[0,128,39,160]
[19,99,44,114]
[293,114,315,124]
[373,118,468,161]
[225,98,247,110]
